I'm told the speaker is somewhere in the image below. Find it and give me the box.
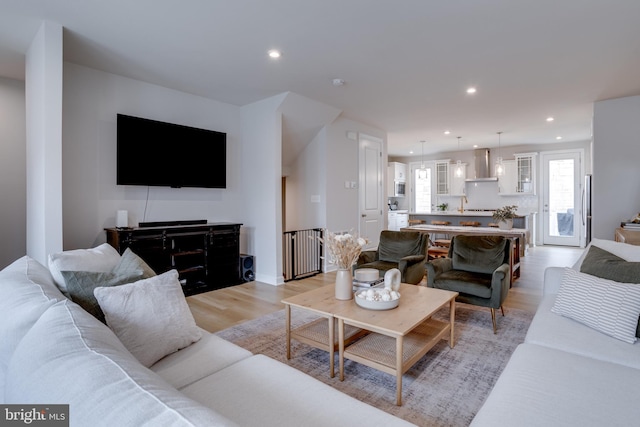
[240,254,255,282]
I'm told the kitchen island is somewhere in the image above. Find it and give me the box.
[401,224,525,283]
[409,211,533,247]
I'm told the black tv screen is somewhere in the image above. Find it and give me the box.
[117,114,226,188]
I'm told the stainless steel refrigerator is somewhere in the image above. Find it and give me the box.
[582,174,592,245]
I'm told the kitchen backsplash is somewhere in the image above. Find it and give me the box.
[390,180,538,214]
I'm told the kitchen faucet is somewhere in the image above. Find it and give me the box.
[458,195,468,213]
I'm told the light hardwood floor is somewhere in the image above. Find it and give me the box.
[187,245,584,333]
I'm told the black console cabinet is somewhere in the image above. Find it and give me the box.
[106,222,242,296]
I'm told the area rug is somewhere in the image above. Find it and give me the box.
[216,303,534,427]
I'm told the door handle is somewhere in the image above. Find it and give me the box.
[361,214,366,217]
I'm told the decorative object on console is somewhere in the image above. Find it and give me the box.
[320,230,368,300]
[492,205,518,230]
[437,203,448,211]
[116,210,128,228]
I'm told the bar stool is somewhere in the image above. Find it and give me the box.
[428,220,450,260]
[460,221,481,227]
[431,220,451,248]
[488,223,499,228]
[408,219,425,226]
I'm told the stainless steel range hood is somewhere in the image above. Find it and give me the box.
[465,148,498,182]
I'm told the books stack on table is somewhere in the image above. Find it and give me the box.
[352,277,384,289]
[620,221,640,230]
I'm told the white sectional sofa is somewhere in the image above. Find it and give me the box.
[0,255,415,427]
[471,239,640,426]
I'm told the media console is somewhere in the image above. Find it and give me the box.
[106,222,242,296]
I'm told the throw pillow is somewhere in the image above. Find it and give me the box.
[579,245,640,337]
[62,270,145,323]
[580,245,640,284]
[551,268,640,344]
[48,243,122,296]
[115,248,156,279]
[94,270,202,367]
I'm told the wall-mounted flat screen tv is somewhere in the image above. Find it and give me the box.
[117,114,226,188]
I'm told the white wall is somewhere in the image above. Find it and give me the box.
[62,63,245,249]
[325,118,386,235]
[284,127,326,231]
[25,21,63,265]
[0,77,26,268]
[241,94,287,285]
[593,95,640,239]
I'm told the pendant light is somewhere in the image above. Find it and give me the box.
[455,137,463,178]
[418,140,427,179]
[495,131,504,177]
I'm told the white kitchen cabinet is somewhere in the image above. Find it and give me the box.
[449,162,467,196]
[387,211,408,231]
[388,162,407,196]
[516,153,536,194]
[389,162,407,181]
[498,160,517,195]
[435,161,450,195]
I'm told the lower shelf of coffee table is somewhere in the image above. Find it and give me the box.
[342,318,450,375]
[291,317,367,351]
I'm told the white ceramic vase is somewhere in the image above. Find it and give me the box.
[498,219,513,230]
[335,269,353,300]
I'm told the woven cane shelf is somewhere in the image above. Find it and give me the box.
[343,318,450,374]
[292,317,366,350]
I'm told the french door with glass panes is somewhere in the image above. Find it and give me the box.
[541,151,583,246]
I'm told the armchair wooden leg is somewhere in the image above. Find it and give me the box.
[491,308,497,334]
[500,305,505,317]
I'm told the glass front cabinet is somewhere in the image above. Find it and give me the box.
[515,153,536,194]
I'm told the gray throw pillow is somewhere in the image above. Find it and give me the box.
[116,248,157,279]
[62,270,144,323]
[580,246,640,284]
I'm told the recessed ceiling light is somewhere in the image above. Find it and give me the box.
[409,150,414,154]
[444,130,451,135]
[268,49,282,59]
[556,136,563,140]
[546,117,555,122]
[473,144,478,148]
[466,87,477,94]
[332,78,345,86]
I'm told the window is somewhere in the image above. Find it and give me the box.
[414,165,432,213]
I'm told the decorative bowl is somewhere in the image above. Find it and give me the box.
[354,288,400,311]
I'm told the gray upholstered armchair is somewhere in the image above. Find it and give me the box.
[355,230,428,285]
[426,235,511,333]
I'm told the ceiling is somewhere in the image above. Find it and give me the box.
[1,0,640,157]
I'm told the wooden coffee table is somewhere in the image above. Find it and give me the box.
[281,284,367,377]
[336,284,458,406]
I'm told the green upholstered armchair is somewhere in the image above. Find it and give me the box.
[355,230,428,285]
[426,235,511,333]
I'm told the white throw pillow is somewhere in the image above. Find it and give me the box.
[552,268,640,344]
[48,243,122,295]
[94,270,202,367]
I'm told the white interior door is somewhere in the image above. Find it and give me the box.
[542,151,582,246]
[359,135,383,249]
